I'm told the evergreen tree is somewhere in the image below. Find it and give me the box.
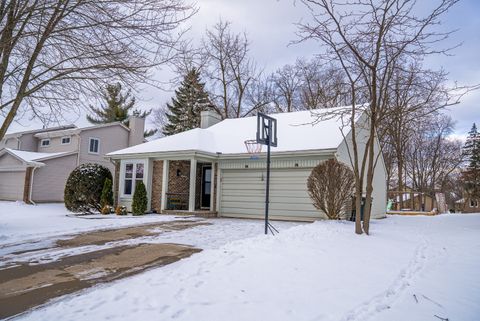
[100,178,114,208]
[87,82,155,136]
[163,69,214,136]
[462,123,480,198]
[132,181,148,215]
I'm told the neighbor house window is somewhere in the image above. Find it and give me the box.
[89,138,100,154]
[61,136,71,145]
[471,199,478,208]
[123,162,144,196]
[40,139,50,147]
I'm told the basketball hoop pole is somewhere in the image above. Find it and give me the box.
[265,131,271,235]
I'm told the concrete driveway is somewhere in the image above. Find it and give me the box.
[0,220,208,319]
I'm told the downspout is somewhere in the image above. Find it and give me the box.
[75,133,81,165]
[29,166,37,205]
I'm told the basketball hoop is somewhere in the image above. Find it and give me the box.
[244,139,262,159]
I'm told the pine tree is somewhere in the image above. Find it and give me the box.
[100,178,113,208]
[163,69,214,136]
[87,83,155,136]
[132,181,148,215]
[462,123,480,198]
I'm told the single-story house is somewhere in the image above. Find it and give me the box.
[107,107,387,221]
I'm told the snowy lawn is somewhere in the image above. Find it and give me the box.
[11,213,480,321]
[0,201,183,247]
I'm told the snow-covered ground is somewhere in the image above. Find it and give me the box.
[0,202,183,247]
[8,210,479,321]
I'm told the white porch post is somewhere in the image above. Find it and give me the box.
[210,162,215,211]
[189,158,197,212]
[160,159,169,211]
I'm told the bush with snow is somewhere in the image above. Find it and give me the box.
[64,163,112,214]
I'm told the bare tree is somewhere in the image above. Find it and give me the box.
[307,159,355,219]
[199,19,267,118]
[269,63,303,112]
[0,0,195,140]
[298,0,461,234]
[405,115,464,201]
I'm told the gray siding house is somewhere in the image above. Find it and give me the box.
[0,118,145,203]
[107,108,387,221]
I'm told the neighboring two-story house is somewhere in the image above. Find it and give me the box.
[0,117,145,203]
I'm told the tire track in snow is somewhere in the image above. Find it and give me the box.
[340,237,429,321]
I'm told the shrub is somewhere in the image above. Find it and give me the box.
[307,159,354,219]
[101,205,113,214]
[64,163,112,214]
[115,205,127,215]
[132,181,147,215]
[100,178,114,208]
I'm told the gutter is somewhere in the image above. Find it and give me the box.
[105,148,338,161]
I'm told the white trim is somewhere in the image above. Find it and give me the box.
[61,136,71,145]
[216,167,221,216]
[0,166,28,172]
[160,160,169,211]
[119,159,145,198]
[40,138,50,147]
[188,158,197,212]
[88,137,100,154]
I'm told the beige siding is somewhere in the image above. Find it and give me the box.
[0,137,20,149]
[336,114,387,219]
[37,135,78,153]
[31,154,77,202]
[19,133,39,151]
[0,171,25,201]
[219,168,325,221]
[0,153,24,167]
[79,125,130,173]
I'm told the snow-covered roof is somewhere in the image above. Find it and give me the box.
[34,122,129,139]
[2,148,75,166]
[108,107,357,157]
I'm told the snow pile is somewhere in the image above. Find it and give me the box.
[16,214,480,321]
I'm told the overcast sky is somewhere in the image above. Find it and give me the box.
[7,0,480,137]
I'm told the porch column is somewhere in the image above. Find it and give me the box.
[160,160,169,211]
[188,158,197,212]
[210,162,215,211]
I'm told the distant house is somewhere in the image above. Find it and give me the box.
[106,107,388,221]
[0,118,145,203]
[455,197,479,213]
[388,187,437,212]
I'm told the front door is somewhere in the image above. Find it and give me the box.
[201,166,212,209]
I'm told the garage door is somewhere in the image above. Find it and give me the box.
[0,171,25,201]
[220,168,321,221]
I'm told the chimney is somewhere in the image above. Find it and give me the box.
[200,110,222,129]
[128,116,145,146]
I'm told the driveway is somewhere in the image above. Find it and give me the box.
[0,220,207,319]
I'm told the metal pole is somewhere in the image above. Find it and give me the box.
[265,133,271,235]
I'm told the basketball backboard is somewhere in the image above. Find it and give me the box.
[256,113,278,147]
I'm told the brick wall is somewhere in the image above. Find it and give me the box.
[151,160,164,213]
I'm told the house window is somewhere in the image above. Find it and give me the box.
[61,136,71,145]
[123,162,144,196]
[40,139,50,147]
[89,138,100,154]
[470,199,478,208]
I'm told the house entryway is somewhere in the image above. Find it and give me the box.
[201,165,212,209]
[157,158,217,217]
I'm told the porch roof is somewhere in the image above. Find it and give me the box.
[107,106,360,158]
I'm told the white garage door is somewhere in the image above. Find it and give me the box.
[0,171,25,201]
[220,168,321,221]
